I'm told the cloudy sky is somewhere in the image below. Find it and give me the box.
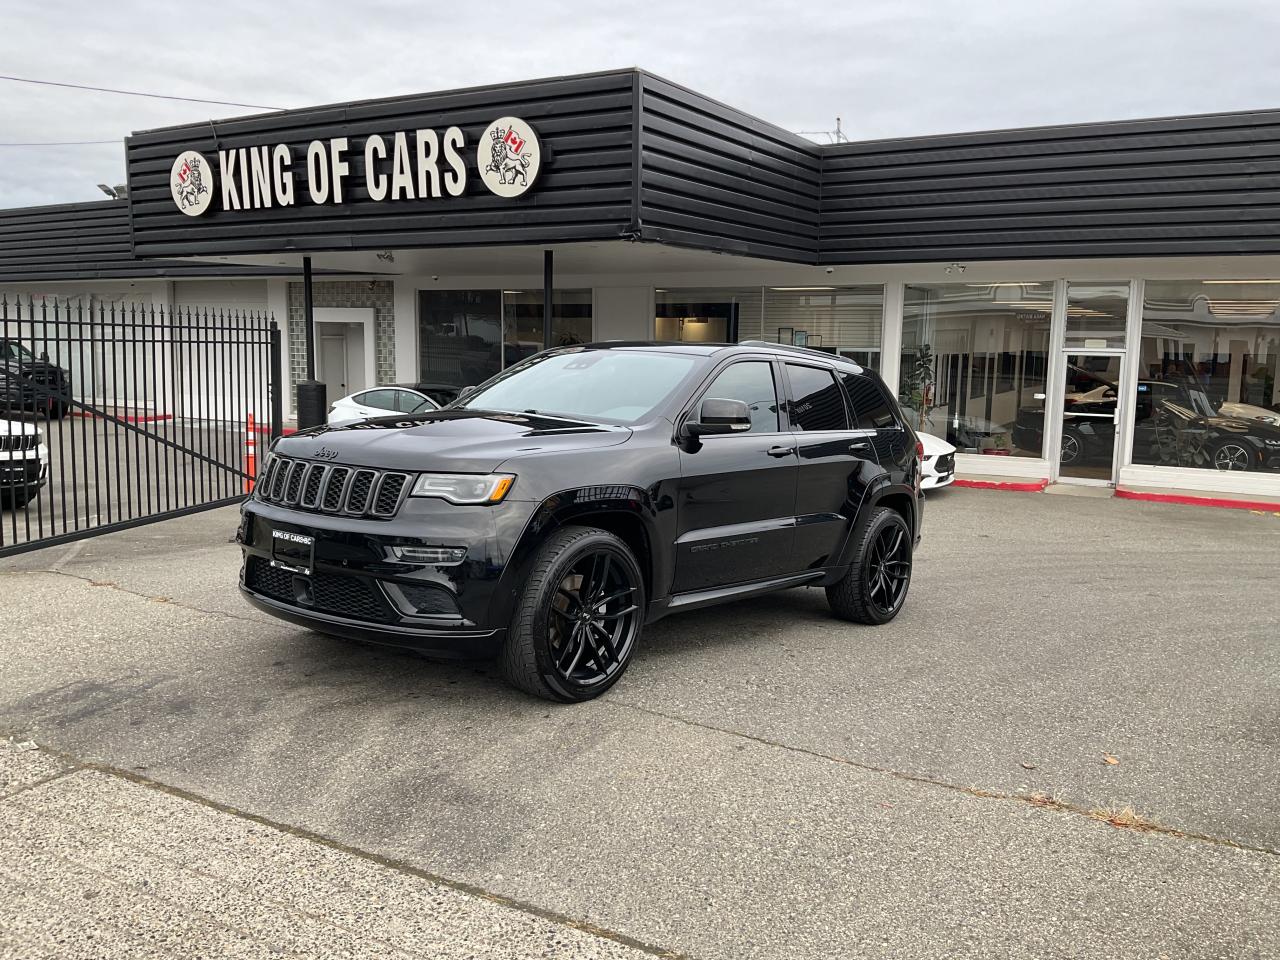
[4,0,1280,208]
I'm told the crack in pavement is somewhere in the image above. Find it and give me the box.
[7,566,269,626]
[610,700,1280,858]
[3,736,693,960]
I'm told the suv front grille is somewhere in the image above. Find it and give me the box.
[0,435,39,452]
[258,457,411,518]
[244,556,395,622]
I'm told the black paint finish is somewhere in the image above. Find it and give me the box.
[238,342,923,656]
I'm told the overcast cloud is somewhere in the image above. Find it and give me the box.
[3,0,1280,207]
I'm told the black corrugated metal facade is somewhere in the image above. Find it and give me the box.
[819,110,1280,263]
[0,200,310,283]
[126,71,639,260]
[637,74,821,262]
[10,70,1280,276]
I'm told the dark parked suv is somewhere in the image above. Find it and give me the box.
[239,342,924,701]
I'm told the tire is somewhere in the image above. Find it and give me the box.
[1060,425,1086,466]
[500,525,646,703]
[1211,440,1252,471]
[825,506,913,625]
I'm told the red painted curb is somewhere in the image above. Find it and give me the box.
[1115,488,1280,513]
[953,478,1049,492]
[71,411,174,423]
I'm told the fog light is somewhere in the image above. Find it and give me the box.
[392,545,467,564]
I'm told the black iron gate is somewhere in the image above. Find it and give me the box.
[0,295,282,557]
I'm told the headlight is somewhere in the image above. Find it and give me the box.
[410,472,515,504]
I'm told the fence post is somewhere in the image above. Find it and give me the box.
[268,318,283,442]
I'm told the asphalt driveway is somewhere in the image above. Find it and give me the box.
[1,488,1277,958]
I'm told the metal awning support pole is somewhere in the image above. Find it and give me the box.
[296,254,327,428]
[543,249,553,350]
[303,255,316,378]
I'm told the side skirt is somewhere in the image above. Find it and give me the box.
[647,569,829,622]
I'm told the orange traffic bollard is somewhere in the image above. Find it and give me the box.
[245,413,257,493]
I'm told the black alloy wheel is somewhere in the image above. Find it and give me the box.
[865,523,911,618]
[1212,441,1252,471]
[501,526,646,702]
[826,506,913,625]
[548,550,641,687]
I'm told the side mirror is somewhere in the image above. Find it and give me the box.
[682,398,752,439]
[456,384,476,400]
[39,351,49,362]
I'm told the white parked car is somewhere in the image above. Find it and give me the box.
[327,386,441,426]
[919,431,956,490]
[0,419,48,509]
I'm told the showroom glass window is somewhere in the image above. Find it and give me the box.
[418,289,591,389]
[655,288,761,343]
[900,283,1052,458]
[503,289,592,362]
[762,286,884,369]
[1131,280,1280,473]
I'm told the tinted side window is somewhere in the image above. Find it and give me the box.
[840,372,897,430]
[699,361,779,433]
[359,389,397,409]
[785,364,850,432]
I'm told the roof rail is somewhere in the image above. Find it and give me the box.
[738,339,855,363]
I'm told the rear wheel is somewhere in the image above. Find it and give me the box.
[825,506,913,625]
[500,526,645,702]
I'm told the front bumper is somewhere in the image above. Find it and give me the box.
[238,496,537,659]
[0,456,45,491]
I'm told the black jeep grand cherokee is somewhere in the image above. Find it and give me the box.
[239,342,924,702]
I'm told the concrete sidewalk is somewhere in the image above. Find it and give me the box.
[0,739,663,960]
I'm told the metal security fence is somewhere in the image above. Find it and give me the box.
[0,296,282,557]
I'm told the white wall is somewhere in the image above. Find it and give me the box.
[594,287,652,341]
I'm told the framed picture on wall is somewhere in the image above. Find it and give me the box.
[793,330,808,347]
[777,327,794,344]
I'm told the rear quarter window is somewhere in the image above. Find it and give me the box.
[840,372,899,430]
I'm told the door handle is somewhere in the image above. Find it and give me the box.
[849,441,870,453]
[767,445,795,458]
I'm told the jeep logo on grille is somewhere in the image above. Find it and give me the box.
[314,446,339,461]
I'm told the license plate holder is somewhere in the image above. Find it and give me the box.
[271,529,315,576]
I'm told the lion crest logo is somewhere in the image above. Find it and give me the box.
[477,117,541,198]
[170,150,214,217]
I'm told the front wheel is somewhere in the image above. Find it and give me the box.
[1212,440,1252,471]
[500,525,646,702]
[826,506,913,625]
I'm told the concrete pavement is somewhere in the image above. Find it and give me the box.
[1,490,1277,958]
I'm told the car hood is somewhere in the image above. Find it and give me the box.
[918,431,955,456]
[273,409,633,473]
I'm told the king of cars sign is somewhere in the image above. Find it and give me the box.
[168,117,541,216]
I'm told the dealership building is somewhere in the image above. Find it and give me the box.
[3,68,1280,501]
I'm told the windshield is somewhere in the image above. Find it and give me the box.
[455,349,700,424]
[3,341,37,362]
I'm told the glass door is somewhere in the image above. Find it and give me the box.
[1057,352,1124,483]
